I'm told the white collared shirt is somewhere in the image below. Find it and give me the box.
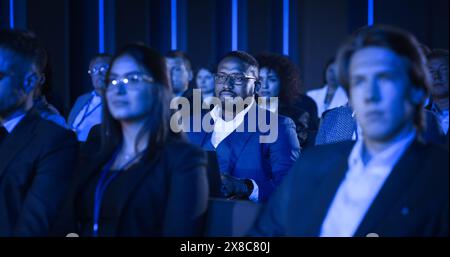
[209,99,259,202]
[2,113,26,133]
[72,91,102,142]
[307,85,348,118]
[320,130,416,237]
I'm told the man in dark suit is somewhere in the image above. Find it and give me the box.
[251,25,448,237]
[186,51,300,202]
[0,29,78,236]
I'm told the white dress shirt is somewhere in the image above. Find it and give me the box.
[307,85,348,118]
[209,99,259,202]
[2,113,26,133]
[320,130,416,237]
[72,91,102,142]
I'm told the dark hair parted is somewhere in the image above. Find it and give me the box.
[336,25,430,131]
[0,29,47,72]
[101,43,179,159]
[255,52,302,105]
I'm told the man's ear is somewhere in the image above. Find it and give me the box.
[22,73,41,94]
[409,86,426,106]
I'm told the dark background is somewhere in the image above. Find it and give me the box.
[0,0,448,116]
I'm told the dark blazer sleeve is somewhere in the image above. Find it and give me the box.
[162,141,209,236]
[257,116,300,202]
[14,126,78,236]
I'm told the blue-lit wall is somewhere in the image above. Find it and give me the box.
[0,0,448,116]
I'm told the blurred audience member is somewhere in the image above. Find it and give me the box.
[0,29,77,236]
[256,52,319,149]
[68,54,112,142]
[251,25,448,237]
[53,44,208,237]
[307,58,348,118]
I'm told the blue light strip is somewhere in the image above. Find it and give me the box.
[231,0,238,50]
[99,0,105,53]
[9,0,14,28]
[282,0,289,55]
[368,0,374,26]
[171,0,178,50]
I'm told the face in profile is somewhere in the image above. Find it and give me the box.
[196,68,214,95]
[90,57,110,95]
[215,57,256,106]
[106,54,155,122]
[166,57,191,95]
[349,46,416,143]
[0,48,27,117]
[258,67,280,98]
[428,57,449,99]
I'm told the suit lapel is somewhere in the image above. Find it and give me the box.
[215,106,256,175]
[0,110,40,180]
[354,141,422,236]
[304,146,352,236]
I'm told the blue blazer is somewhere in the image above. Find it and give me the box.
[187,105,300,202]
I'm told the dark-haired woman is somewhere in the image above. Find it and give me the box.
[52,44,208,237]
[256,52,319,149]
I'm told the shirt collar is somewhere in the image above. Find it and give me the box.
[2,112,27,133]
[210,98,255,127]
[348,129,416,174]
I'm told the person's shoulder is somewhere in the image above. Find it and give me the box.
[303,141,354,158]
[35,113,76,142]
[322,105,352,119]
[164,134,206,158]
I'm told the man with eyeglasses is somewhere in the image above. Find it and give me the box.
[186,51,300,202]
[67,54,112,142]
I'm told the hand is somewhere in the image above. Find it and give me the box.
[220,174,254,199]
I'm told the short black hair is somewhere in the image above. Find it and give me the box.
[219,51,259,77]
[165,50,192,71]
[0,29,47,72]
[220,51,259,69]
[90,53,112,67]
[427,49,449,63]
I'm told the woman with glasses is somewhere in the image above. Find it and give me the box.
[52,44,209,237]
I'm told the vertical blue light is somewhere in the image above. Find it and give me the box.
[171,0,178,50]
[9,0,14,28]
[368,0,374,26]
[282,0,289,55]
[99,0,105,53]
[231,0,238,50]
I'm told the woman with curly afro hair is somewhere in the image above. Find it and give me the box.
[255,52,319,149]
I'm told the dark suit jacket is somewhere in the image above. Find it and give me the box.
[0,110,78,236]
[186,104,301,202]
[251,140,449,237]
[51,136,209,237]
[67,92,93,128]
